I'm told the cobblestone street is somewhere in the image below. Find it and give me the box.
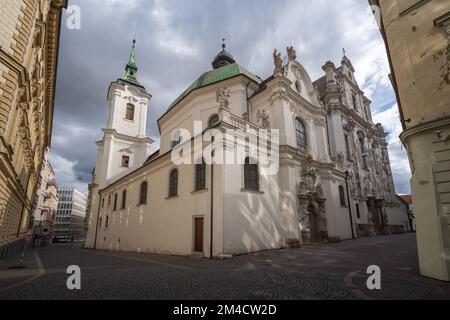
[0,233,448,300]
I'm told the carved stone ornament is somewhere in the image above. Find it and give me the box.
[300,155,317,193]
[289,102,311,122]
[313,118,326,127]
[216,87,231,110]
[257,109,271,129]
[336,151,345,167]
[297,157,328,242]
[269,88,288,105]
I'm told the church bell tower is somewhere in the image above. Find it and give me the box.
[95,39,154,188]
[85,39,154,249]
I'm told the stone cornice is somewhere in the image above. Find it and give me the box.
[44,2,66,148]
[400,114,450,144]
[102,128,155,144]
[434,11,450,35]
[338,106,384,138]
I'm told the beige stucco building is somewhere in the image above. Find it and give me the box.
[85,40,410,258]
[371,0,450,281]
[31,147,58,246]
[0,0,66,256]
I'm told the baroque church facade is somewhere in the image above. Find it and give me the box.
[84,41,410,257]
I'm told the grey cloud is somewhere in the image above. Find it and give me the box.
[51,0,409,194]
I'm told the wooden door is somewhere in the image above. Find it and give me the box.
[194,217,204,253]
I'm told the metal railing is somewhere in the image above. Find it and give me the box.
[0,236,26,260]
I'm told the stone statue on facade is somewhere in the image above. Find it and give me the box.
[273,49,283,75]
[257,109,271,129]
[336,151,345,167]
[216,87,231,110]
[316,184,325,199]
[301,155,317,193]
[286,46,297,61]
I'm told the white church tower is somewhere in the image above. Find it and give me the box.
[85,40,153,248]
[97,39,153,188]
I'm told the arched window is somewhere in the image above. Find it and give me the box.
[99,217,102,228]
[295,118,307,152]
[171,129,182,148]
[244,157,259,191]
[344,134,351,161]
[139,181,147,205]
[208,114,219,127]
[339,185,346,206]
[169,169,178,198]
[358,135,365,153]
[121,190,126,209]
[358,133,368,169]
[125,103,135,121]
[105,215,109,228]
[352,95,358,111]
[195,159,206,191]
[113,193,117,211]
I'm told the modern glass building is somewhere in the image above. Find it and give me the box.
[53,188,87,242]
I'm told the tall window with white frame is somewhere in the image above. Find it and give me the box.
[121,190,126,209]
[244,157,259,191]
[358,133,368,169]
[295,118,307,152]
[352,95,358,112]
[169,169,178,198]
[125,103,134,121]
[344,134,351,161]
[195,159,206,191]
[139,181,147,205]
[121,155,130,168]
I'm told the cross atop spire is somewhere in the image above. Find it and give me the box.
[342,48,346,57]
[121,38,140,86]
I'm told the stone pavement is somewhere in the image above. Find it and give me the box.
[0,233,449,299]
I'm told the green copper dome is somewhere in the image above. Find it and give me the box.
[167,63,261,111]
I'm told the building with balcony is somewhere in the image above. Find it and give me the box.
[85,41,408,257]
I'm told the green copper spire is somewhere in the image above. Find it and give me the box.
[121,38,141,86]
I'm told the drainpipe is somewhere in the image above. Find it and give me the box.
[245,81,251,115]
[345,171,356,239]
[210,163,214,259]
[93,192,102,249]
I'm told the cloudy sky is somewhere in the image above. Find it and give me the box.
[50,0,411,195]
